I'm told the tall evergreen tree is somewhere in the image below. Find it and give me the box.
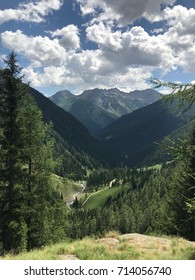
[151,79,195,240]
[165,129,195,240]
[18,93,56,249]
[0,52,67,253]
[0,52,27,252]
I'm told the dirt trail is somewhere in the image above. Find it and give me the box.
[67,181,86,208]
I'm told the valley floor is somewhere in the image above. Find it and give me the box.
[1,233,195,260]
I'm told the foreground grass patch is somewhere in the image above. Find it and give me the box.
[1,233,194,260]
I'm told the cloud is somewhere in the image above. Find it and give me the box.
[76,0,176,25]
[179,45,195,72]
[0,0,63,24]
[159,5,195,71]
[1,3,194,94]
[22,59,153,94]
[1,30,66,67]
[0,24,176,94]
[1,28,152,93]
[22,66,69,87]
[164,5,195,34]
[163,5,195,50]
[86,22,122,51]
[86,23,175,69]
[50,25,80,50]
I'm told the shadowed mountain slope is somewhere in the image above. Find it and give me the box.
[98,99,195,166]
[50,88,161,135]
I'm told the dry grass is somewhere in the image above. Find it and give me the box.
[1,233,195,260]
[119,233,195,259]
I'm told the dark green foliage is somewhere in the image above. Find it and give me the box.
[87,168,113,189]
[52,130,88,180]
[163,129,195,241]
[145,119,195,165]
[0,52,67,254]
[72,197,80,209]
[150,78,195,241]
[67,166,171,239]
[0,52,27,253]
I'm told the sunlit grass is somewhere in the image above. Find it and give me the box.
[51,174,82,202]
[1,233,194,260]
[83,185,129,209]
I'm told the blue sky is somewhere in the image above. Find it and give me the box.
[0,0,195,96]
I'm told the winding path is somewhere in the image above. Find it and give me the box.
[66,181,86,209]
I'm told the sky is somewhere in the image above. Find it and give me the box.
[0,0,195,96]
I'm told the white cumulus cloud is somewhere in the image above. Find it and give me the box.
[0,0,63,24]
[76,0,176,25]
[50,25,80,50]
[1,2,194,94]
[160,5,195,72]
[86,23,175,69]
[1,30,67,67]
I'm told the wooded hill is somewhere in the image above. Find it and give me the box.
[98,98,195,166]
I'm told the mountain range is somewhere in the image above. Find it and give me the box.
[50,88,162,135]
[29,87,120,178]
[31,86,194,170]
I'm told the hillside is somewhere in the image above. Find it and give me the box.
[1,233,195,260]
[50,88,161,135]
[98,99,195,166]
[69,99,115,135]
[30,87,121,173]
[145,118,195,165]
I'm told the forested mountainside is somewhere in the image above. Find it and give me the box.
[30,87,121,175]
[98,98,195,166]
[68,158,195,242]
[50,88,161,135]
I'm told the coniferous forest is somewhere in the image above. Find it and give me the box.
[0,52,194,256]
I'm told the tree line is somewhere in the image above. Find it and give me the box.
[68,152,194,241]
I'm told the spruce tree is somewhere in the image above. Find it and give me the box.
[166,129,195,240]
[151,79,195,240]
[0,52,27,253]
[18,93,55,249]
[0,52,67,253]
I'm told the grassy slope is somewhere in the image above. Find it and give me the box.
[83,185,129,209]
[1,233,195,260]
[51,174,82,203]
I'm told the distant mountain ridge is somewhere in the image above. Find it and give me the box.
[29,87,121,177]
[50,88,162,135]
[98,98,195,166]
[32,86,194,169]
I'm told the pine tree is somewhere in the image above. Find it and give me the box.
[0,52,67,253]
[18,92,55,249]
[151,78,195,240]
[0,52,28,253]
[165,129,195,240]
